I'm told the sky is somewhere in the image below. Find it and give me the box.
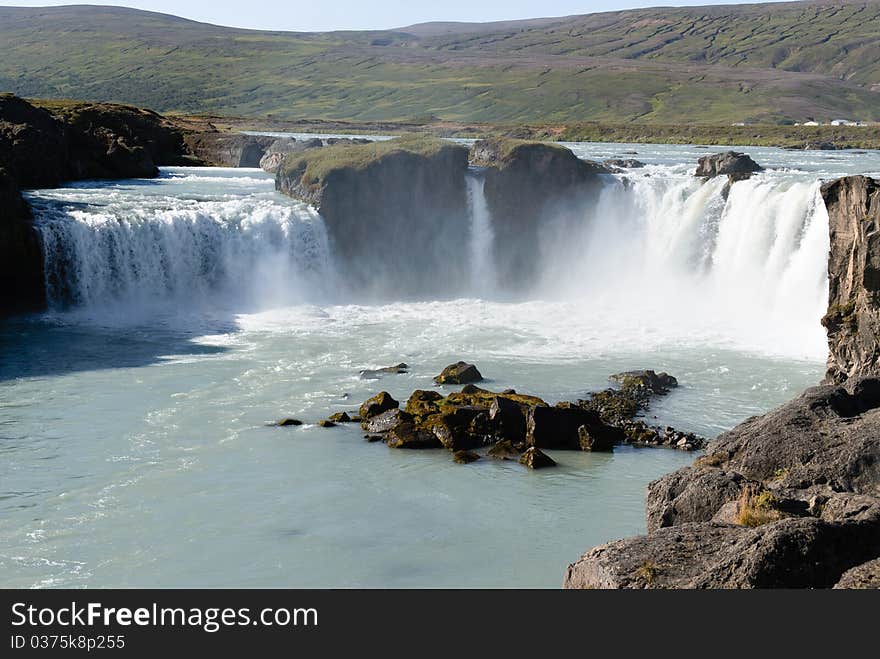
[0,0,778,31]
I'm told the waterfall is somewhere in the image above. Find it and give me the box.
[466,171,496,296]
[536,171,830,359]
[29,166,832,359]
[33,194,337,312]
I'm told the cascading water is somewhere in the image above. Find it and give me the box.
[465,171,497,296]
[535,170,830,360]
[29,169,338,314]
[27,163,830,359]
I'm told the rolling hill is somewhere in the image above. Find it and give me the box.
[0,2,878,125]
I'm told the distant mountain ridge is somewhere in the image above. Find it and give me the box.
[0,1,878,124]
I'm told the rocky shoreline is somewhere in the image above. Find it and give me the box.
[564,174,880,589]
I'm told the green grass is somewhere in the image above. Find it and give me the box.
[0,3,878,127]
[280,135,456,184]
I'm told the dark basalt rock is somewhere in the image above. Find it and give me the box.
[609,370,678,394]
[360,363,409,379]
[317,419,336,428]
[360,408,403,434]
[527,405,623,450]
[488,439,522,459]
[183,132,275,167]
[453,450,480,464]
[694,151,763,178]
[386,417,443,449]
[327,411,353,423]
[519,447,556,469]
[565,503,880,589]
[276,136,471,297]
[274,418,303,427]
[358,391,399,420]
[470,138,608,289]
[833,557,880,589]
[821,176,880,383]
[434,361,483,385]
[604,158,645,169]
[578,424,614,451]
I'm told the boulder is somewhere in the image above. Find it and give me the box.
[833,557,880,589]
[821,176,880,383]
[275,418,303,427]
[360,408,403,434]
[183,132,275,167]
[327,412,353,423]
[519,447,556,469]
[360,363,408,379]
[453,450,480,464]
[434,361,483,385]
[603,158,645,169]
[386,418,443,449]
[317,419,336,428]
[488,439,522,459]
[429,406,493,451]
[578,424,614,451]
[358,391,399,420]
[609,370,678,394]
[564,510,880,588]
[694,151,763,178]
[404,389,444,416]
[488,396,528,445]
[527,405,622,450]
[646,466,754,531]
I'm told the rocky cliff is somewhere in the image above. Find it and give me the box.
[0,94,195,315]
[471,138,608,289]
[276,135,472,297]
[564,174,880,589]
[821,176,880,384]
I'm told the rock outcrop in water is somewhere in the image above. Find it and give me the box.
[821,175,880,384]
[694,151,763,179]
[470,138,609,288]
[183,131,275,167]
[0,94,195,315]
[276,135,471,297]
[345,366,703,466]
[564,175,880,589]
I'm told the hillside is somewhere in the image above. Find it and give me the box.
[0,2,878,124]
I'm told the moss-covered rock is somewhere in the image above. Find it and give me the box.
[276,135,471,296]
[453,450,480,464]
[434,361,483,385]
[519,447,556,469]
[359,391,399,420]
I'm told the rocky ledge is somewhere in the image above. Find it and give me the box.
[565,175,880,589]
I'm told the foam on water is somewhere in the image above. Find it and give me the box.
[2,145,878,588]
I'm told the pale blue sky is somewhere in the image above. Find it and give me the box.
[0,1,778,31]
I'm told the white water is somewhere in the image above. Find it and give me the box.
[2,144,878,588]
[466,172,497,296]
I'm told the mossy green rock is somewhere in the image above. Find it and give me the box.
[359,391,399,420]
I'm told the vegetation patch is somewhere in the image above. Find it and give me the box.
[735,486,783,527]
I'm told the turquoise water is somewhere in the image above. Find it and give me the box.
[5,142,876,587]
